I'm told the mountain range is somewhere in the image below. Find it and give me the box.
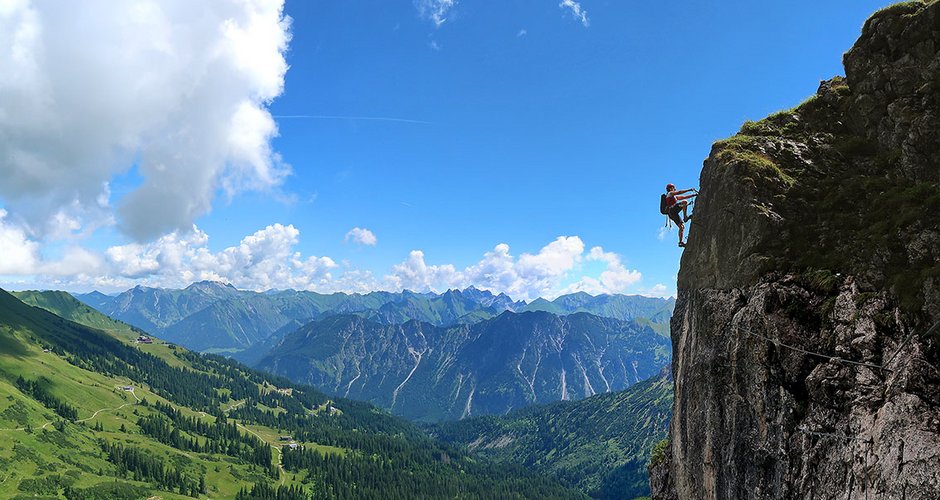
[256,311,671,422]
[74,282,673,355]
[524,292,674,325]
[66,283,675,423]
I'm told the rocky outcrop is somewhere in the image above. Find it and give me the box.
[843,1,940,183]
[649,443,677,500]
[653,2,940,499]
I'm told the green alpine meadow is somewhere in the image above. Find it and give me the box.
[0,289,585,498]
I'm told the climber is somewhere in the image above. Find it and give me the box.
[662,183,697,247]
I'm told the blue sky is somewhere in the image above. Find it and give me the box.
[0,0,891,299]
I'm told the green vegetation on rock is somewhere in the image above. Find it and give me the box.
[648,439,669,468]
[696,65,940,316]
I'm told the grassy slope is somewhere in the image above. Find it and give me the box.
[1,290,584,499]
[430,372,673,499]
[0,291,310,498]
[13,290,188,368]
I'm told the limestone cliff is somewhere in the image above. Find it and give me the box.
[652,2,940,499]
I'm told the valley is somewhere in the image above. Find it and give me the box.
[6,284,675,498]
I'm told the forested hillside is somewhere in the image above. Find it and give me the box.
[0,289,583,499]
[432,369,673,499]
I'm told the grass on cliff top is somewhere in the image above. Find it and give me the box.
[872,0,930,18]
[713,76,939,315]
[712,136,796,188]
[711,92,843,188]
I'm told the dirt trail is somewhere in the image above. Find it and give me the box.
[0,387,142,431]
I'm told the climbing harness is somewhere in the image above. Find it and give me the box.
[663,196,698,229]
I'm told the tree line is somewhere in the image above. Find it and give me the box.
[137,401,277,477]
[14,375,78,421]
[101,442,205,497]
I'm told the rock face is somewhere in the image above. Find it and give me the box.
[652,2,940,499]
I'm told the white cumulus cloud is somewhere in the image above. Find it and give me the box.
[0,0,292,241]
[560,246,642,296]
[0,209,106,278]
[386,250,462,293]
[0,224,659,301]
[386,236,587,301]
[39,246,106,279]
[640,283,673,298]
[0,209,40,275]
[105,224,337,291]
[345,227,377,246]
[559,0,590,27]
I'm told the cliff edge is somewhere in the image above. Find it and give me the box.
[653,2,940,498]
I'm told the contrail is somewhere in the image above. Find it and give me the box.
[273,115,432,125]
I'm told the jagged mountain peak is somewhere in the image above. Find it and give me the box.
[185,279,237,291]
[72,282,674,354]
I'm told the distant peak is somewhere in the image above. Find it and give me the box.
[186,280,236,291]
